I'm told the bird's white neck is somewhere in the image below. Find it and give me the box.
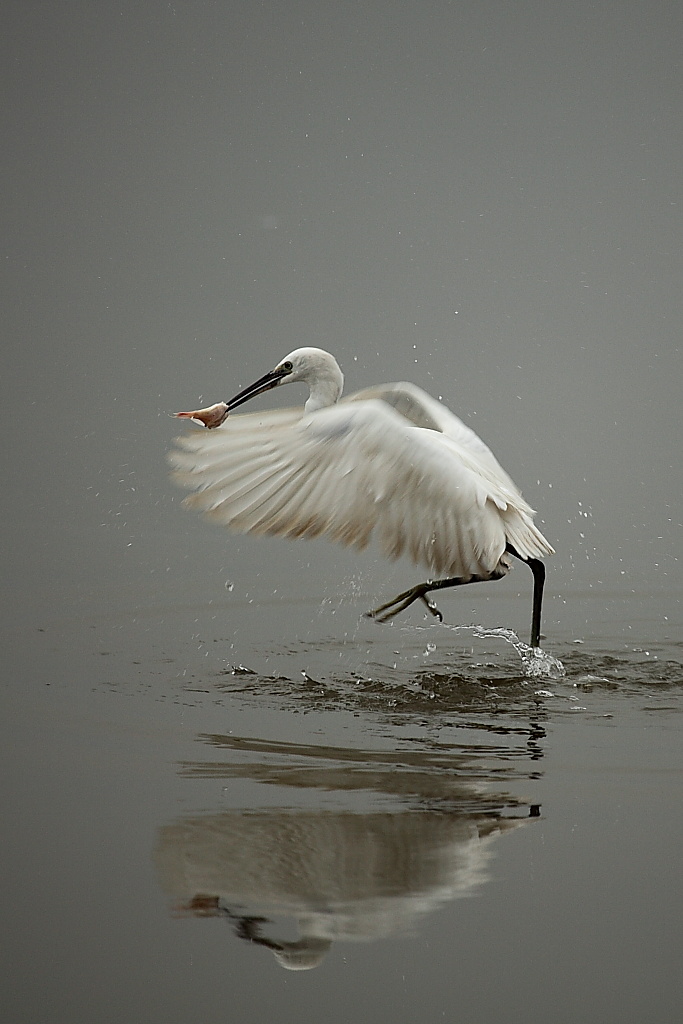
[303,363,344,412]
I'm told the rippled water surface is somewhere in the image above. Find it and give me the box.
[5,585,683,1024]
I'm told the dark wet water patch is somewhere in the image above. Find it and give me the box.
[204,629,683,720]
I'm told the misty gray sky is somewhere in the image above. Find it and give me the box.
[3,0,681,624]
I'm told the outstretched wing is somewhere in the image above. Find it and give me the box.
[169,399,551,577]
[345,381,525,499]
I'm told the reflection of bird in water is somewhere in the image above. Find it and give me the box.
[155,808,535,971]
[170,348,553,646]
[180,900,332,972]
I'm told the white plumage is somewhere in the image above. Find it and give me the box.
[169,347,553,642]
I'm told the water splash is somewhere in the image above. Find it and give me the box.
[520,645,567,680]
[442,624,566,680]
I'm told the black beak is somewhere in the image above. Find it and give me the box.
[225,367,290,412]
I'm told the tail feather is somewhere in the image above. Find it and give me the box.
[503,511,554,561]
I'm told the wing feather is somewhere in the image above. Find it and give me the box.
[169,399,553,577]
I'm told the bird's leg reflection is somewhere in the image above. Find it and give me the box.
[366,569,507,624]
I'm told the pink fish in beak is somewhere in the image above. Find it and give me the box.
[174,402,230,429]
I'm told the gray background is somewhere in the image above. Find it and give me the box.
[3,6,683,1023]
[3,0,681,631]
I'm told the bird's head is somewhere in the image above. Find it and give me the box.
[226,347,344,413]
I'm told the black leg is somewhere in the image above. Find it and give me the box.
[367,550,547,648]
[506,547,546,648]
[527,557,546,649]
[366,568,507,624]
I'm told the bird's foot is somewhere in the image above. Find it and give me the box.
[366,583,443,624]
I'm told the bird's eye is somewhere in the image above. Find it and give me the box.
[282,360,293,371]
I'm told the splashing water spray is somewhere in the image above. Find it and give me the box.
[441,624,566,680]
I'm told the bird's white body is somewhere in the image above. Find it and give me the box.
[170,348,553,582]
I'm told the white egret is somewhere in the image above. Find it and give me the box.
[170,348,553,647]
